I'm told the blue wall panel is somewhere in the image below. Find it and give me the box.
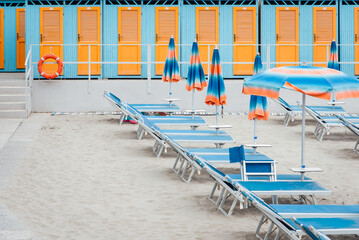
[220,5,233,78]
[103,4,118,78]
[63,5,78,79]
[261,5,276,70]
[26,5,40,78]
[180,5,195,78]
[340,4,355,76]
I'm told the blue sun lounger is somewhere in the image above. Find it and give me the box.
[302,105,359,140]
[103,91,180,123]
[239,189,359,239]
[292,218,331,240]
[337,116,359,154]
[273,97,347,126]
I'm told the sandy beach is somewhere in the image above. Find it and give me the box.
[0,113,358,239]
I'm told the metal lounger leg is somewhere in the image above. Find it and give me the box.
[255,215,267,237]
[284,113,290,126]
[274,230,281,240]
[319,128,327,141]
[215,143,224,149]
[215,188,226,206]
[208,182,219,204]
[137,127,145,140]
[311,195,318,205]
[264,222,275,240]
[184,168,196,183]
[181,161,190,179]
[153,141,159,153]
[119,113,126,125]
[355,138,359,154]
[172,154,181,173]
[177,157,186,175]
[156,144,164,158]
[314,124,320,136]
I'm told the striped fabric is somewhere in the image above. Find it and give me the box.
[186,40,207,91]
[327,40,339,71]
[162,37,180,83]
[248,53,269,121]
[205,48,227,106]
[243,65,359,101]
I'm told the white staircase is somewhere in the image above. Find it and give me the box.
[0,74,27,118]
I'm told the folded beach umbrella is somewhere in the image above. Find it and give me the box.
[248,54,269,144]
[162,36,180,104]
[205,47,227,127]
[243,63,359,180]
[186,39,207,114]
[327,39,339,71]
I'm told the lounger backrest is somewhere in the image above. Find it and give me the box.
[338,116,359,135]
[291,218,331,240]
[278,97,292,110]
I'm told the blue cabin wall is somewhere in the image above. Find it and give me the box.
[339,2,355,76]
[1,2,26,72]
[261,1,338,69]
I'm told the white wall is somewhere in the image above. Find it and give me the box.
[32,79,359,113]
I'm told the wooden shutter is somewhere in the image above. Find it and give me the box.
[158,10,176,41]
[278,10,296,42]
[236,10,254,42]
[316,10,333,42]
[80,10,98,42]
[19,10,25,39]
[43,10,60,42]
[121,10,138,42]
[198,10,216,42]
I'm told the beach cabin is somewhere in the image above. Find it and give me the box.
[339,0,359,76]
[25,0,260,79]
[261,0,338,69]
[0,0,26,72]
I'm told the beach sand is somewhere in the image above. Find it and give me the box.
[0,113,358,239]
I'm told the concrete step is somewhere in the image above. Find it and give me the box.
[0,94,26,102]
[0,80,25,87]
[0,102,26,110]
[0,110,27,118]
[0,87,26,94]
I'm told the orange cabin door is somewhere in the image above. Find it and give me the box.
[118,7,141,75]
[0,9,4,69]
[355,8,359,75]
[196,7,219,75]
[313,7,336,67]
[78,7,101,76]
[40,7,63,75]
[17,9,26,69]
[155,7,178,76]
[233,7,256,75]
[276,7,299,67]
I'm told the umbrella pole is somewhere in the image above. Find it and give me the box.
[192,90,195,119]
[216,105,219,134]
[301,93,306,181]
[169,82,172,106]
[254,118,257,143]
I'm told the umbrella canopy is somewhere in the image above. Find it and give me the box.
[243,65,359,101]
[205,48,227,106]
[162,36,180,83]
[186,40,207,91]
[327,39,339,71]
[242,64,359,178]
[248,54,269,121]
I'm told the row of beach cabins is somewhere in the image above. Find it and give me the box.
[2,0,359,79]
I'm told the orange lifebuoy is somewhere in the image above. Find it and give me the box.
[37,54,63,80]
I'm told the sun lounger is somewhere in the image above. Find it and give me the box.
[273,97,347,126]
[103,91,180,123]
[301,104,359,141]
[292,218,331,240]
[338,116,359,154]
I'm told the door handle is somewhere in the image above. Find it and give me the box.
[276,34,279,42]
[40,34,43,42]
[156,34,158,42]
[17,33,19,41]
[356,34,358,43]
[78,34,81,42]
[196,34,198,41]
[118,34,121,42]
[233,34,236,42]
[313,34,317,42]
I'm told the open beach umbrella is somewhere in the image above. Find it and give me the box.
[242,64,359,179]
[327,39,339,71]
[248,54,269,145]
[205,47,227,130]
[162,36,180,105]
[186,39,207,116]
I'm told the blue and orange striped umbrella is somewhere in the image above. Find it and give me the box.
[243,64,359,178]
[205,48,227,126]
[186,40,207,113]
[162,36,180,102]
[248,54,269,121]
[327,39,339,71]
[248,54,269,146]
